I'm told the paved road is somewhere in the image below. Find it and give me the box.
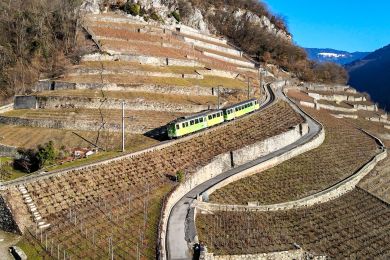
[166,86,322,259]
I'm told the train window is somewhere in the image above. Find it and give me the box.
[176,124,180,130]
[182,123,186,128]
[213,114,216,118]
[200,118,204,123]
[208,115,212,120]
[190,120,194,125]
[195,119,199,124]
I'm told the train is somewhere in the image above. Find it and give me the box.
[167,98,260,139]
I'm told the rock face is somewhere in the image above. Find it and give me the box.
[232,9,291,41]
[0,196,19,233]
[79,0,288,39]
[80,0,100,14]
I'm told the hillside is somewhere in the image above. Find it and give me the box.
[346,44,390,110]
[305,48,369,65]
[0,1,389,260]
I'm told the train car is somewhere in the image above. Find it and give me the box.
[167,99,260,138]
[167,110,224,139]
[223,98,259,121]
[205,110,224,127]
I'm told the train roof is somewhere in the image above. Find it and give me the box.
[170,109,223,124]
[223,98,258,110]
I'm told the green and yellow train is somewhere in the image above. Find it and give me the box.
[167,98,260,139]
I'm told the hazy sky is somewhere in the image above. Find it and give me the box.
[264,0,390,52]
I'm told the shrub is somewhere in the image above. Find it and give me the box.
[176,170,185,183]
[124,2,141,16]
[150,11,161,21]
[13,141,57,173]
[171,11,181,22]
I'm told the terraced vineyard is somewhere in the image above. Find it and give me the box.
[359,157,390,204]
[59,74,247,89]
[210,107,379,205]
[197,189,390,258]
[6,101,303,257]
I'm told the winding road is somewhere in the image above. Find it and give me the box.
[166,85,322,259]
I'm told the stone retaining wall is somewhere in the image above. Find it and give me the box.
[81,53,205,67]
[176,25,227,45]
[0,115,158,134]
[35,81,241,97]
[196,70,239,79]
[0,144,18,157]
[183,36,241,57]
[69,69,204,80]
[34,95,213,113]
[202,51,255,68]
[307,92,366,103]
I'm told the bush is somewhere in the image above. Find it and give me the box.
[176,170,185,183]
[171,11,181,22]
[150,11,161,21]
[13,141,57,173]
[124,2,141,16]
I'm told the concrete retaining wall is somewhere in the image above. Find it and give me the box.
[196,70,239,79]
[307,92,366,103]
[0,103,14,114]
[202,249,310,260]
[176,25,227,45]
[183,36,241,57]
[331,114,358,120]
[69,69,204,80]
[202,51,255,68]
[35,95,213,113]
[14,96,37,110]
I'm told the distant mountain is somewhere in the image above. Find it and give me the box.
[346,44,390,111]
[305,48,370,65]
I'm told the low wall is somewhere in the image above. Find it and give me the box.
[35,81,241,97]
[14,96,37,110]
[307,92,366,103]
[35,95,213,113]
[177,25,227,45]
[0,103,14,114]
[202,249,310,260]
[196,69,239,79]
[202,51,255,68]
[331,114,358,119]
[299,101,316,109]
[81,53,205,67]
[183,37,241,57]
[385,125,390,130]
[317,103,357,113]
[0,115,161,134]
